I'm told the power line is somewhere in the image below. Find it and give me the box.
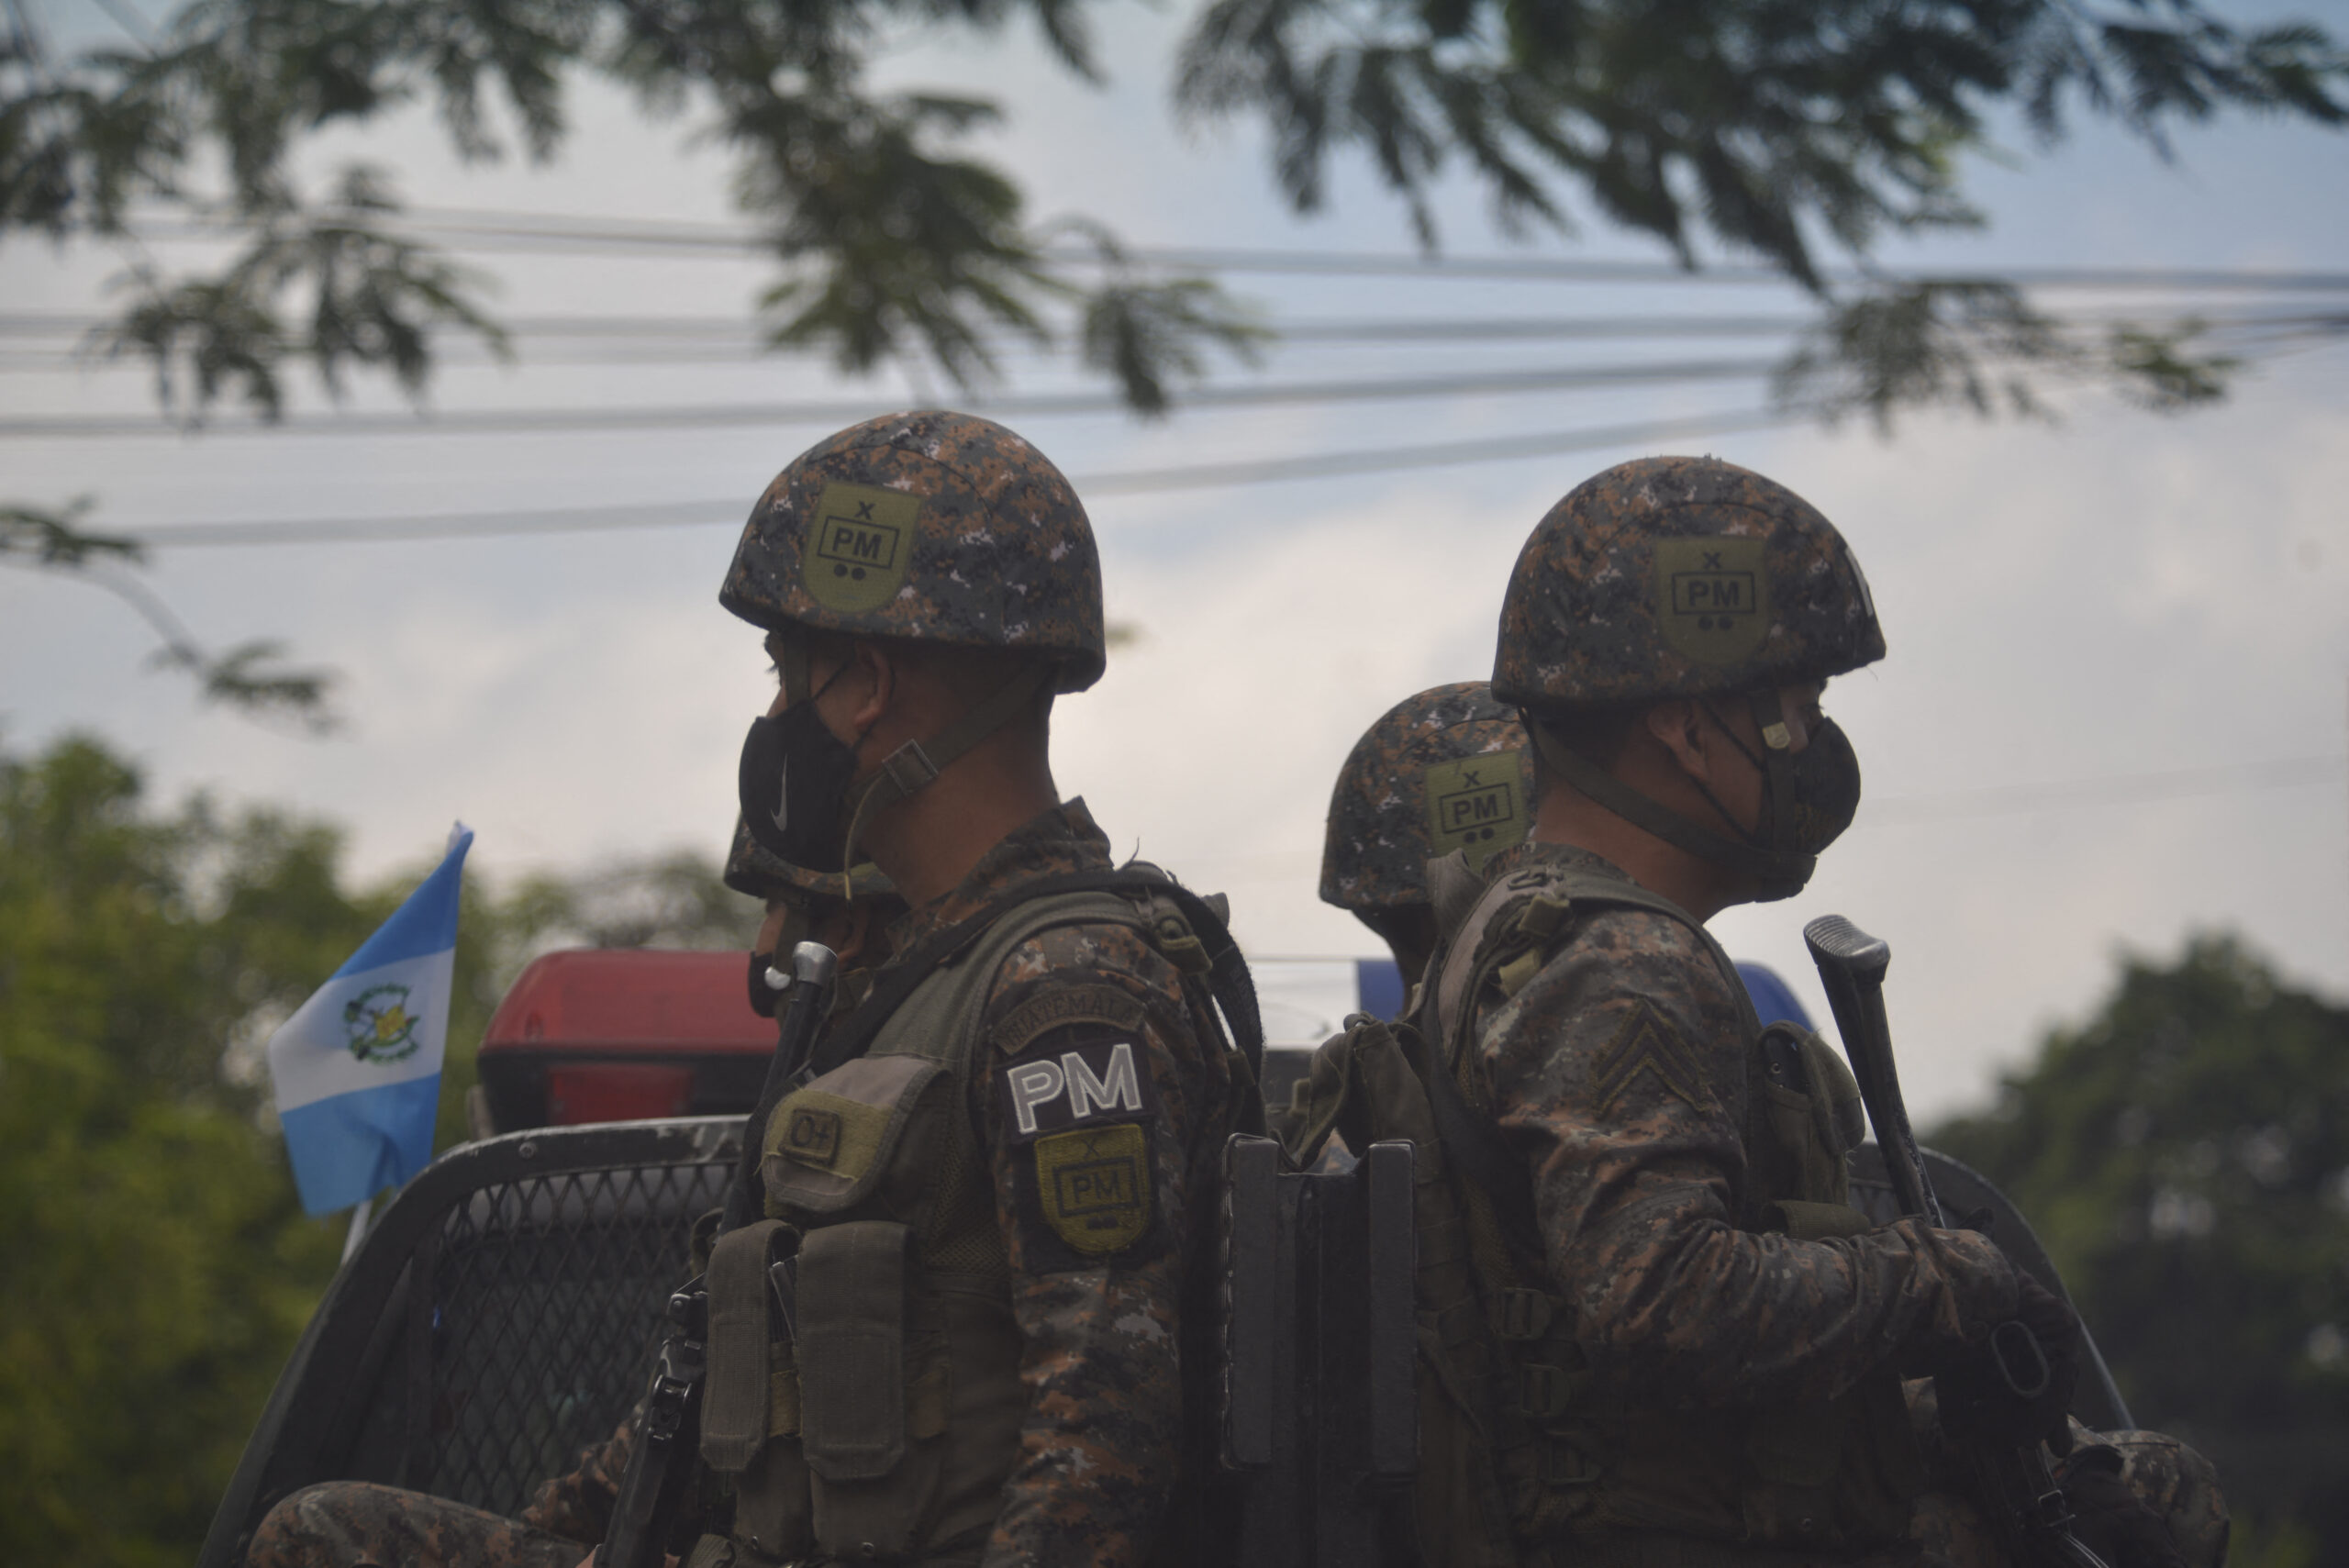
[0,309,1823,344]
[112,406,1804,547]
[6,308,2338,361]
[1857,754,2348,826]
[0,355,1787,439]
[117,206,2349,293]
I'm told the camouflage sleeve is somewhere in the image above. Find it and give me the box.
[972,924,1229,1568]
[1476,907,2021,1407]
[518,1412,635,1544]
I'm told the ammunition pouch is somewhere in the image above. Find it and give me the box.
[718,883,1230,1566]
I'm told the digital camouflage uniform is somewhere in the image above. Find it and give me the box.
[1319,682,1535,919]
[696,410,1244,1568]
[862,796,1239,1565]
[718,412,1106,692]
[246,1416,630,1568]
[1438,455,2223,1567]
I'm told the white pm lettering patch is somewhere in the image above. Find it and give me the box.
[1003,1040,1146,1137]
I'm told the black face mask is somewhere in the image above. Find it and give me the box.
[738,679,863,872]
[1529,691,1860,908]
[1778,716,1862,857]
[1695,695,1862,901]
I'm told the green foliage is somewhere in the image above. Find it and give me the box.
[1932,934,2349,1558]
[1176,0,2346,422]
[1176,0,2348,282]
[1774,281,2241,430]
[0,732,759,1561]
[1063,222,1272,416]
[0,735,358,1563]
[0,0,1252,419]
[0,495,142,566]
[99,162,512,423]
[0,499,340,729]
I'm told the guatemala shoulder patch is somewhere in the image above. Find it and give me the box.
[989,978,1163,1269]
[991,982,1157,1141]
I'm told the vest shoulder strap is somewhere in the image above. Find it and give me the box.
[1418,858,1760,1246]
[872,888,1152,1074]
[807,868,1264,1084]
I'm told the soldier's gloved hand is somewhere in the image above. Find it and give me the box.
[1936,1272,2081,1451]
[2057,1444,2187,1568]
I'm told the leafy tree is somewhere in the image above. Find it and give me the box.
[5,0,2343,719]
[2,498,340,727]
[1933,934,2349,1563]
[0,733,361,1564]
[1176,0,2344,425]
[0,730,759,1563]
[6,0,2341,429]
[0,0,1264,422]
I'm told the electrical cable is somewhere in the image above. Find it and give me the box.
[0,355,1787,439]
[114,206,2349,293]
[6,308,2337,361]
[1856,755,2349,826]
[107,406,1806,547]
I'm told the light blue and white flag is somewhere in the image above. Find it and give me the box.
[268,824,473,1216]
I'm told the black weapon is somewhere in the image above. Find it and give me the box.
[1802,915,2110,1568]
[1220,1134,1418,1568]
[601,940,839,1568]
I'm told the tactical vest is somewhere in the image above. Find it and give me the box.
[695,888,1196,1568]
[1422,862,1927,1563]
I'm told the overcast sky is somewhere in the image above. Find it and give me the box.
[6,0,2345,1118]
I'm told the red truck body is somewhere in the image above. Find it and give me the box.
[476,950,774,1130]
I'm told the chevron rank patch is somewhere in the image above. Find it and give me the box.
[1034,1124,1152,1256]
[1591,999,1713,1114]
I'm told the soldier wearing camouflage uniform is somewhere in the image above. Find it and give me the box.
[695,409,1249,1568]
[244,831,903,1568]
[1319,683,1535,984]
[1421,455,2222,1568]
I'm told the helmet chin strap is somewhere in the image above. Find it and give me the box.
[833,662,1054,896]
[1528,716,1815,894]
[1687,690,1802,856]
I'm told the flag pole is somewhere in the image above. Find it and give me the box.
[340,1195,374,1264]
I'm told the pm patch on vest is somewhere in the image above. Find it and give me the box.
[996,1033,1158,1141]
[994,1027,1163,1269]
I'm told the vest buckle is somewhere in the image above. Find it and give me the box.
[1497,1287,1554,1341]
[1517,1361,1583,1418]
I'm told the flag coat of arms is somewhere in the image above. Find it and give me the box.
[268,827,473,1215]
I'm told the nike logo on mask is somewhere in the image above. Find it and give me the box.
[773,757,790,833]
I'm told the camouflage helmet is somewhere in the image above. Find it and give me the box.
[1493,456,1884,706]
[1320,683,1536,914]
[722,816,896,903]
[720,410,1106,692]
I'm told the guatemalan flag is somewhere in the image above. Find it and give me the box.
[268,825,473,1216]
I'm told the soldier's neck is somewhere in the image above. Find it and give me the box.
[859,739,1062,910]
[1531,786,1741,925]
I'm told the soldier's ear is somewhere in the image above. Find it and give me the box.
[1644,699,1710,779]
[838,638,897,737]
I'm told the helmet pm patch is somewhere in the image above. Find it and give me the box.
[1424,751,1528,873]
[1655,536,1771,663]
[806,481,918,613]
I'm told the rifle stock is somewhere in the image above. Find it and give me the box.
[600,941,839,1568]
[1801,916,2109,1568]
